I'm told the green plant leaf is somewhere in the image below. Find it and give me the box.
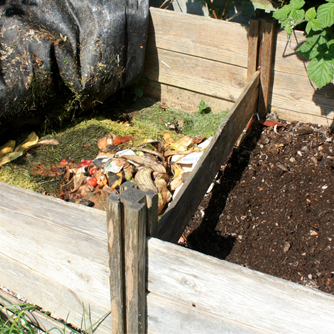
[289,0,305,10]
[307,57,334,88]
[273,5,291,21]
[317,2,334,28]
[290,8,305,22]
[305,7,316,21]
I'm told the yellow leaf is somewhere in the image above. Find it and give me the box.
[14,132,39,152]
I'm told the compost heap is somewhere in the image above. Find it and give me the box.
[0,1,149,131]
[50,133,210,214]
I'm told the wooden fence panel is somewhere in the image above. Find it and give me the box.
[148,8,249,67]
[144,8,249,114]
[147,238,334,334]
[0,182,112,333]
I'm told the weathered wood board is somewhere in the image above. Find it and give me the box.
[147,8,249,67]
[144,7,249,113]
[1,182,334,333]
[157,70,260,243]
[272,29,334,126]
[0,182,112,333]
[147,237,334,334]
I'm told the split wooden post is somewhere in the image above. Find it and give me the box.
[257,19,276,118]
[106,185,158,334]
[247,18,275,118]
[247,19,259,81]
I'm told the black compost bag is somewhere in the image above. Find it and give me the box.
[0,0,149,127]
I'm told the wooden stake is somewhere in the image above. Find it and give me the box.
[107,186,154,333]
[247,19,259,81]
[106,193,125,334]
[257,20,275,118]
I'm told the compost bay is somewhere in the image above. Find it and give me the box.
[182,118,334,295]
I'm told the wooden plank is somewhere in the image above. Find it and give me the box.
[144,81,235,113]
[106,193,125,334]
[0,289,74,334]
[147,292,270,334]
[145,189,158,238]
[274,29,308,75]
[247,19,259,81]
[271,106,334,127]
[0,181,112,333]
[144,47,248,103]
[258,20,276,117]
[147,237,334,334]
[157,71,260,243]
[270,71,334,119]
[148,7,249,67]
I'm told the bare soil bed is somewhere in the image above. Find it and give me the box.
[182,118,334,295]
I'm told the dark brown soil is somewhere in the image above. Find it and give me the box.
[181,117,334,295]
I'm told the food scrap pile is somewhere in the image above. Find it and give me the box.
[54,132,210,213]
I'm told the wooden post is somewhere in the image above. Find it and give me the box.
[106,193,125,333]
[257,19,275,118]
[247,19,259,81]
[107,186,158,333]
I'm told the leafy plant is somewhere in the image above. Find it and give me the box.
[197,100,210,114]
[273,0,334,88]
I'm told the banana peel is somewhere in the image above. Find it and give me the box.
[154,178,172,214]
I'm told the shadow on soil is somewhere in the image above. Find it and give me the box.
[186,122,265,259]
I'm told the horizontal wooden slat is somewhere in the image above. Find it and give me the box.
[144,81,235,113]
[144,46,247,103]
[272,106,334,127]
[148,7,249,67]
[0,182,112,333]
[271,71,334,120]
[157,71,260,243]
[147,238,334,334]
[274,29,308,76]
[147,292,269,334]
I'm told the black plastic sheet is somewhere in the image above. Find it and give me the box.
[0,0,149,128]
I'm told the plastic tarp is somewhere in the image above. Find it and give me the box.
[0,0,149,127]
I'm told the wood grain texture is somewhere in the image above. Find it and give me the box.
[247,19,259,81]
[147,237,334,334]
[144,81,235,113]
[147,292,270,334]
[144,46,248,103]
[274,29,308,75]
[148,7,249,67]
[272,107,334,127]
[0,181,112,333]
[157,71,260,243]
[270,71,334,121]
[258,20,276,117]
[1,181,334,333]
[145,189,158,238]
[106,194,125,334]
[119,187,147,333]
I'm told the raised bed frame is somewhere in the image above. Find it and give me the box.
[1,8,334,334]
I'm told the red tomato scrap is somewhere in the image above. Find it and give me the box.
[60,159,68,164]
[89,167,98,175]
[87,177,97,187]
[78,159,93,168]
